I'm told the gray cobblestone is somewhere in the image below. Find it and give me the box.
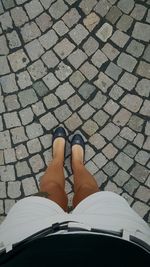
[4,148,16,164]
[28,60,47,80]
[83,37,99,56]
[120,94,143,112]
[4,112,21,129]
[106,6,122,24]
[40,113,58,130]
[126,40,144,58]
[117,14,133,32]
[78,82,96,100]
[140,100,150,116]
[39,30,58,50]
[135,79,150,98]
[67,49,87,69]
[15,161,31,177]
[0,182,6,198]
[117,0,134,14]
[94,72,113,93]
[145,121,150,136]
[85,161,99,175]
[0,74,18,93]
[123,144,138,158]
[136,61,150,79]
[43,73,60,91]
[67,95,83,110]
[133,133,144,149]
[53,21,68,36]
[15,144,28,160]
[0,96,5,114]
[49,0,68,19]
[105,181,122,194]
[118,72,138,91]
[17,71,32,89]
[21,22,41,43]
[6,30,21,49]
[94,0,111,17]
[26,123,43,139]
[130,163,149,183]
[131,4,146,20]
[8,49,29,72]
[0,35,9,55]
[102,143,118,159]
[2,0,15,9]
[132,201,149,218]
[90,91,107,109]
[111,30,129,48]
[113,108,131,126]
[25,0,43,19]
[115,152,134,171]
[54,38,75,59]
[40,134,52,149]
[122,193,134,205]
[42,50,59,69]
[69,24,89,45]
[104,99,119,115]
[117,52,137,72]
[7,181,21,198]
[96,23,113,42]
[22,177,38,195]
[100,122,120,141]
[69,71,85,88]
[36,13,53,32]
[0,130,11,149]
[65,113,82,131]
[132,22,150,42]
[102,43,119,61]
[143,137,150,151]
[5,95,20,111]
[78,104,95,120]
[82,120,98,136]
[109,85,124,100]
[0,12,13,30]
[128,115,144,132]
[54,104,72,122]
[27,138,42,154]
[11,6,28,26]
[55,82,74,100]
[62,8,81,27]
[19,107,34,125]
[25,39,44,61]
[113,169,130,186]
[120,127,136,141]
[135,151,150,166]
[0,56,10,75]
[92,153,108,169]
[124,178,139,195]
[143,44,150,63]
[91,49,108,68]
[0,151,4,165]
[43,94,59,109]
[29,154,44,173]
[0,165,15,181]
[113,135,127,149]
[103,161,118,176]
[55,62,72,81]
[89,133,106,149]
[4,199,15,215]
[18,88,38,107]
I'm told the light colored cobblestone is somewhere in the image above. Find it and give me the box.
[25,39,44,61]
[0,73,18,93]
[102,144,118,159]
[117,14,133,32]
[104,99,119,115]
[27,138,42,154]
[0,96,5,114]
[67,49,87,69]
[96,23,113,42]
[11,6,28,26]
[117,0,134,14]
[26,123,43,139]
[113,135,127,149]
[6,30,21,49]
[94,0,111,17]
[15,144,28,160]
[43,73,60,91]
[25,0,43,19]
[69,24,89,45]
[105,181,122,194]
[42,50,59,69]
[120,94,143,112]
[82,120,98,136]
[0,151,4,165]
[80,0,97,15]
[54,104,72,122]
[94,72,113,93]
[0,200,4,214]
[94,170,108,188]
[130,163,149,183]
[55,62,72,81]
[111,30,129,47]
[0,56,10,75]
[102,43,120,61]
[62,8,81,27]
[69,71,85,88]
[91,49,108,68]
[117,53,137,72]
[126,40,144,58]
[113,108,131,126]
[115,152,134,171]
[4,112,21,129]
[83,12,100,31]
[124,178,139,195]
[135,79,150,98]
[135,151,150,166]
[0,130,11,149]
[78,104,95,120]
[133,133,144,148]
[0,182,6,198]
[118,72,138,91]
[80,61,98,80]
[67,94,83,110]
[132,22,150,42]
[0,165,15,181]
[22,177,38,196]
[19,107,34,126]
[0,12,13,30]
[54,38,75,59]
[119,127,136,141]
[5,95,20,111]
[43,94,59,109]
[100,122,120,141]
[55,82,74,100]
[40,113,58,130]
[140,100,150,116]
[103,161,119,176]
[78,82,96,100]
[40,134,52,149]
[4,199,15,215]
[18,88,38,108]
[143,137,150,151]
[36,13,53,32]
[128,115,144,132]
[132,201,149,218]
[53,21,68,36]
[4,148,16,164]
[21,22,41,43]
[15,161,31,177]
[39,29,58,50]
[49,0,68,19]
[145,121,150,136]
[85,161,99,175]
[65,113,82,131]
[92,153,108,169]
[136,61,150,79]
[83,37,99,56]
[7,181,21,198]
[113,169,130,186]
[28,60,47,80]
[29,155,44,173]
[123,144,138,158]
[17,71,32,89]
[89,133,106,149]
[11,126,28,144]
[106,6,122,24]
[0,35,9,55]
[8,49,29,72]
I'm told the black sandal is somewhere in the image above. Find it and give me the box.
[52,127,67,158]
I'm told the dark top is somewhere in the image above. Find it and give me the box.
[0,234,149,267]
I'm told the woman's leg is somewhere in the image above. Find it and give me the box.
[72,145,100,208]
[39,138,68,211]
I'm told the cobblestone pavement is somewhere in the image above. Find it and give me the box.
[0,0,150,225]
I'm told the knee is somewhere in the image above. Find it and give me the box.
[40,181,64,193]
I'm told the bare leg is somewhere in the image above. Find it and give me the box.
[72,145,100,208]
[39,138,68,211]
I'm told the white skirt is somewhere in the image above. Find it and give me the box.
[0,192,150,251]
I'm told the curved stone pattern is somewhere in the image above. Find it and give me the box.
[0,0,150,224]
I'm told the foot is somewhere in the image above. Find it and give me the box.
[72,144,84,168]
[53,137,65,162]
